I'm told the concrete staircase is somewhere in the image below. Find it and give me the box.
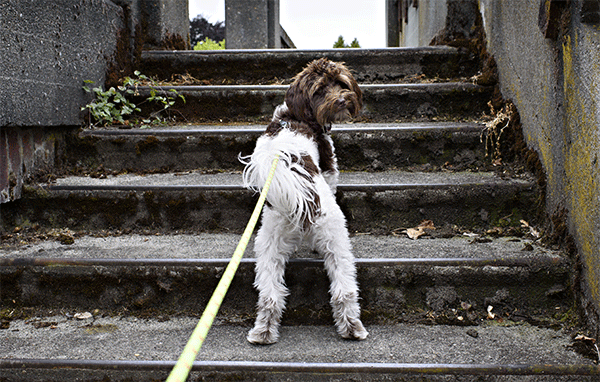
[1,48,598,381]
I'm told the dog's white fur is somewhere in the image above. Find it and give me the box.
[241,102,368,345]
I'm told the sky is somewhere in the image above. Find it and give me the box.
[188,0,387,49]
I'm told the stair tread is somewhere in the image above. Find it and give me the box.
[0,234,558,263]
[2,317,591,366]
[47,171,533,190]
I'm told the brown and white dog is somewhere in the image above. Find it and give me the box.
[241,58,368,344]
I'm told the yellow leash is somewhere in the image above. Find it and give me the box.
[166,155,279,382]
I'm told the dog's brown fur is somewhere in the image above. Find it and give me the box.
[266,58,363,175]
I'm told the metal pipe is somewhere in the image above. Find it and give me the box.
[45,183,527,192]
[79,123,483,137]
[1,359,598,376]
[0,256,564,267]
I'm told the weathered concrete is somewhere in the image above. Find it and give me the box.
[140,47,479,84]
[477,0,600,335]
[0,0,125,203]
[398,0,450,47]
[132,82,493,123]
[0,170,537,233]
[0,127,67,203]
[397,0,600,349]
[0,0,124,127]
[63,122,486,173]
[136,0,189,49]
[0,234,571,324]
[2,318,595,382]
[225,0,284,49]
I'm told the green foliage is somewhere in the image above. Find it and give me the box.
[81,80,139,126]
[82,71,185,127]
[333,36,346,48]
[193,37,225,50]
[333,36,361,48]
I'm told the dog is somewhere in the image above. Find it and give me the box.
[241,58,368,344]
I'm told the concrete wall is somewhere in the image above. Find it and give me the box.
[397,0,449,47]
[397,0,600,333]
[0,0,190,203]
[0,0,125,127]
[0,0,125,203]
[224,0,294,49]
[479,0,600,331]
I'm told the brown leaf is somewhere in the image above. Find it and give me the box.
[404,228,426,240]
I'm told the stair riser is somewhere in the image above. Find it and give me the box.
[66,128,486,173]
[133,84,493,123]
[139,47,479,85]
[1,261,570,324]
[5,185,536,233]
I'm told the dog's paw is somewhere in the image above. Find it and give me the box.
[247,326,279,345]
[338,318,368,341]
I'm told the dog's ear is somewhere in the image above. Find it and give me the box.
[337,67,363,117]
[285,69,315,122]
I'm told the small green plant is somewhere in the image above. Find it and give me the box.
[82,80,140,126]
[82,71,185,127]
[193,37,225,50]
[333,36,360,48]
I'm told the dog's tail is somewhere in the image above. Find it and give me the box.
[240,130,320,229]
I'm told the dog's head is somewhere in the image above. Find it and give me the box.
[285,58,362,130]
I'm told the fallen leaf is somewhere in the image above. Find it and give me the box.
[403,227,426,240]
[399,220,436,240]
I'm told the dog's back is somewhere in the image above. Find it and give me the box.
[241,104,324,229]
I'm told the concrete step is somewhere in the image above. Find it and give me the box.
[2,319,597,382]
[4,171,537,233]
[138,47,479,85]
[132,82,493,123]
[66,122,487,173]
[0,234,571,324]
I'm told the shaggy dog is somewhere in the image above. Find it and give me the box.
[241,58,368,344]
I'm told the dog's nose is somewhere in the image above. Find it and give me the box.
[335,98,346,108]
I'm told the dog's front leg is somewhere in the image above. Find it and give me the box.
[247,208,298,345]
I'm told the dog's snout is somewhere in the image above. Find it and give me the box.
[335,97,346,108]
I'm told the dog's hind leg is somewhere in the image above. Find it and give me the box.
[247,207,299,345]
[311,198,368,341]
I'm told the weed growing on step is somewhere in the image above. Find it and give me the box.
[82,71,185,128]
